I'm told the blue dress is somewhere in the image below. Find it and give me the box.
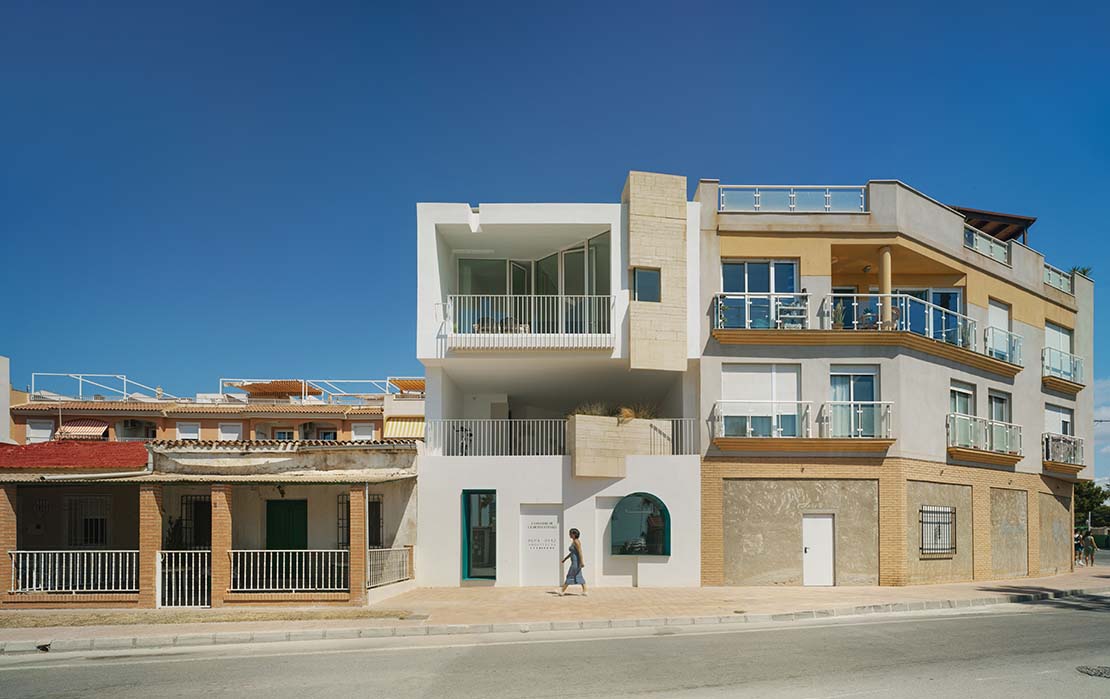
[565,543,585,585]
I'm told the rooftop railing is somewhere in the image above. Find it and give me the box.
[963,226,1010,264]
[719,185,867,213]
[1043,263,1074,294]
[824,294,977,351]
[712,293,809,330]
[946,414,1022,456]
[445,295,615,350]
[1043,433,1083,466]
[1042,347,1084,385]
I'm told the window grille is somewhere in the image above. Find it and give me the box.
[920,505,956,556]
[66,496,110,548]
[337,493,350,549]
[180,495,212,549]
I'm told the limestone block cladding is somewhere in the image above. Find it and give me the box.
[702,457,1074,587]
[567,415,679,478]
[624,171,687,372]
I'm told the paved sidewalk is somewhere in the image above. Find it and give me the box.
[1,565,1106,652]
[387,565,1110,624]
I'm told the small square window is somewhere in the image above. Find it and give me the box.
[632,267,661,302]
[920,505,956,557]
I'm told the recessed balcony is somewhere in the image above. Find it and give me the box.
[1042,347,1084,394]
[444,294,615,350]
[1042,432,1084,476]
[946,413,1022,466]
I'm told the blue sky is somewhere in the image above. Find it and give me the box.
[1,1,1107,473]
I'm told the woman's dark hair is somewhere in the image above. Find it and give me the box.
[569,528,580,539]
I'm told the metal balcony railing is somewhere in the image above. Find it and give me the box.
[718,185,867,213]
[425,419,567,456]
[984,327,1023,366]
[963,226,1010,264]
[1043,347,1084,385]
[1042,433,1083,466]
[818,402,893,439]
[159,550,211,607]
[445,295,615,349]
[946,414,1022,456]
[824,294,977,352]
[9,550,139,593]
[711,401,812,439]
[712,293,809,330]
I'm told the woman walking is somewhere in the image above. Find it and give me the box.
[560,528,587,596]
[1083,531,1099,568]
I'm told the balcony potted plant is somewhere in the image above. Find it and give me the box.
[831,300,847,330]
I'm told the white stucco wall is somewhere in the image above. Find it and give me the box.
[416,455,701,588]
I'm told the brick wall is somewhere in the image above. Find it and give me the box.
[702,456,1073,586]
[0,485,15,597]
[210,484,233,607]
[137,484,163,607]
[348,484,367,604]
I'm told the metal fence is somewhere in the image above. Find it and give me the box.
[367,547,411,588]
[819,402,893,439]
[648,418,699,455]
[229,550,349,593]
[712,401,812,439]
[159,550,210,607]
[963,226,1010,264]
[9,550,139,593]
[425,419,567,456]
[1042,347,1084,385]
[984,326,1023,366]
[1043,263,1073,294]
[824,294,977,351]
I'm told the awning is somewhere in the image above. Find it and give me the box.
[56,419,109,440]
[389,377,425,394]
[383,417,424,440]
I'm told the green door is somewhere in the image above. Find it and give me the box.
[266,500,308,550]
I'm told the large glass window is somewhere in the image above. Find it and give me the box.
[587,232,611,296]
[720,260,799,329]
[610,493,670,556]
[632,268,661,302]
[536,254,559,295]
[458,259,508,295]
[829,367,878,437]
[949,382,976,448]
[463,491,496,579]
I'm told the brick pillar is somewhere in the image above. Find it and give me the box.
[972,484,992,580]
[348,484,367,604]
[138,484,163,608]
[0,485,17,602]
[878,460,907,585]
[210,484,233,607]
[405,544,415,581]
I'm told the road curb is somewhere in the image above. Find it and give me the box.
[4,585,1109,655]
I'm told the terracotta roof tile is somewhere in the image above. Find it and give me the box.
[151,439,416,450]
[0,441,149,470]
[12,401,169,413]
[12,401,384,417]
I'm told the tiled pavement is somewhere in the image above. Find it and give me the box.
[1,565,1107,650]
[385,565,1110,624]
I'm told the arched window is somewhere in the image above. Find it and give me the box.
[610,493,670,556]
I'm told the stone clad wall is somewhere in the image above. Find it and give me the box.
[624,171,687,372]
[568,415,678,478]
[1038,492,1072,575]
[905,481,973,584]
[721,478,879,586]
[990,487,1029,579]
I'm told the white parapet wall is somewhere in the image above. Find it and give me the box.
[416,454,701,588]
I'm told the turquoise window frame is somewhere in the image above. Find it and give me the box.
[610,492,671,556]
[461,490,496,580]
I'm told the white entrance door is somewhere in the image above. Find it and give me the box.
[802,514,835,586]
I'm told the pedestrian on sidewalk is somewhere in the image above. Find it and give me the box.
[1076,531,1085,566]
[1083,531,1099,568]
[560,528,587,596]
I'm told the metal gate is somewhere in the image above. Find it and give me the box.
[159,550,211,607]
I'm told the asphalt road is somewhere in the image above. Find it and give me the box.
[3,597,1110,698]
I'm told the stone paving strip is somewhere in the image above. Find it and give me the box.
[1,586,1108,655]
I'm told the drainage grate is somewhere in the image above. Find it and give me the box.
[1077,666,1110,679]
